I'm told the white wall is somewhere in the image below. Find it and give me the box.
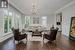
[47,14,56,28]
[56,1,75,36]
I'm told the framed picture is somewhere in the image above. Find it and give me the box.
[69,17,75,40]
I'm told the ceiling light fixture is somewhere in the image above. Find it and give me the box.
[0,0,8,8]
[31,0,38,15]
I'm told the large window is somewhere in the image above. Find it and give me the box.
[42,16,47,27]
[4,10,12,33]
[25,16,31,28]
[8,12,12,31]
[4,16,8,33]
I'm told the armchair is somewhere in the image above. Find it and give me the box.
[13,29,27,43]
[43,28,58,42]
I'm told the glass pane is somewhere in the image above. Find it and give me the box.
[25,16,31,28]
[42,16,47,27]
[4,16,8,33]
[8,16,11,31]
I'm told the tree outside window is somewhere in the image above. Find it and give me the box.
[4,10,12,33]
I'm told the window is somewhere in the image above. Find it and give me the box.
[4,16,8,33]
[4,10,12,33]
[8,12,12,31]
[25,16,31,28]
[42,16,47,27]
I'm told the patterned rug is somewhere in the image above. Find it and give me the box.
[15,34,48,44]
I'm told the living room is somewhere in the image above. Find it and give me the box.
[0,0,75,50]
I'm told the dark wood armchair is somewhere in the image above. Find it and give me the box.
[43,28,58,42]
[13,29,27,43]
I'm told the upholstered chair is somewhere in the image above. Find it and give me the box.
[43,28,59,42]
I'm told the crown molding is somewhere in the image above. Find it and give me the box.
[55,0,75,13]
[9,1,25,15]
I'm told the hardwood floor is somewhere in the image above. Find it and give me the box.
[0,37,16,50]
[0,34,75,50]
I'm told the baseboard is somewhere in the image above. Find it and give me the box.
[0,33,13,42]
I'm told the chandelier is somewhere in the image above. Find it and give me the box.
[31,0,38,15]
[32,5,37,15]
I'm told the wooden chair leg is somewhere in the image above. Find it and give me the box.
[43,36,44,42]
[43,35,44,40]
[43,37,44,43]
[18,41,20,44]
[18,41,19,44]
[26,36,27,41]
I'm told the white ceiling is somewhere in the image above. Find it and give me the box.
[9,0,74,16]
